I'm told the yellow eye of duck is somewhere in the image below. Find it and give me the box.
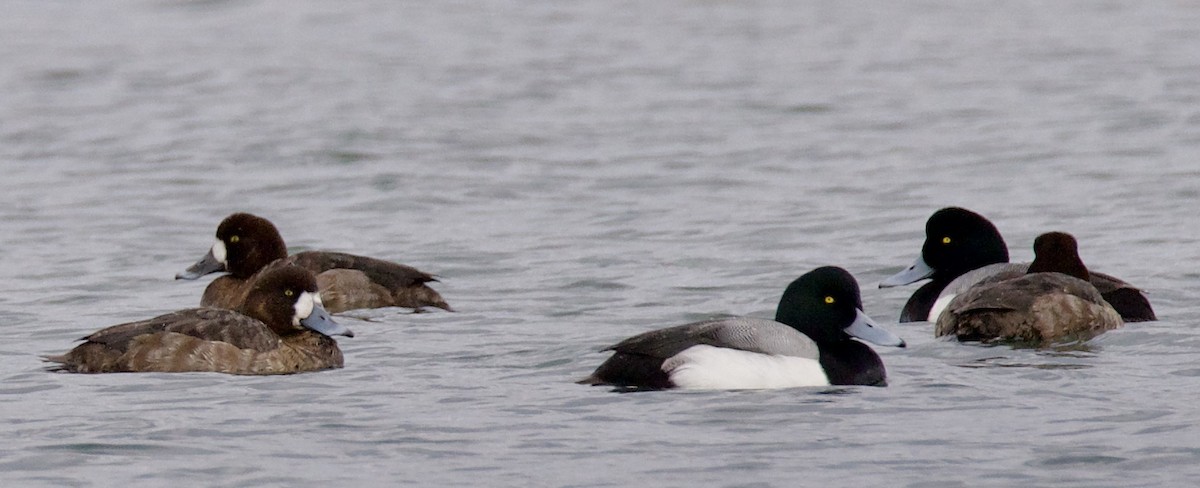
[230,235,240,243]
[942,236,951,244]
[284,289,294,297]
[824,296,835,304]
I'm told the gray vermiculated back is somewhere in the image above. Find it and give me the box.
[943,263,1029,296]
[608,317,819,359]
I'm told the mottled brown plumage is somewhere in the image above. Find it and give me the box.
[178,212,451,313]
[48,267,351,374]
[935,232,1123,345]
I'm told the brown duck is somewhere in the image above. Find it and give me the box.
[176,212,451,313]
[935,232,1123,345]
[47,266,354,374]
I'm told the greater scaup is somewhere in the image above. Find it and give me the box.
[176,213,451,313]
[880,207,1154,323]
[578,266,906,390]
[934,232,1123,344]
[47,266,354,374]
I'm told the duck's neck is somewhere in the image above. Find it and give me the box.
[230,237,287,279]
[1027,234,1089,281]
[818,340,887,386]
[899,278,950,323]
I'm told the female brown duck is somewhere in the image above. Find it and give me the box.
[176,212,451,313]
[934,232,1123,345]
[48,266,354,374]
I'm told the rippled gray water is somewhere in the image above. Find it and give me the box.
[3,1,1200,486]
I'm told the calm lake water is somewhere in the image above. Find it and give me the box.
[2,1,1200,486]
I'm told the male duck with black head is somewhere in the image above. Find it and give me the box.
[176,213,451,313]
[935,232,1123,345]
[48,266,353,374]
[579,266,906,391]
[880,207,1154,323]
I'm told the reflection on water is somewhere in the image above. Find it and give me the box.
[958,357,1094,371]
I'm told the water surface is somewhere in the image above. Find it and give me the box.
[2,1,1200,486]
